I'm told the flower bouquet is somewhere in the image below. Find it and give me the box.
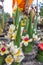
[5,6,39,63]
[0,9,24,65]
[0,40,24,65]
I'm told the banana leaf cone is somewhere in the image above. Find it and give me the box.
[0,56,4,65]
[27,11,33,39]
[22,18,29,36]
[22,13,33,53]
[22,42,33,53]
[15,7,19,28]
[37,54,43,62]
[15,21,21,47]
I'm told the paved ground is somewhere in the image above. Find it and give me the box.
[21,59,43,65]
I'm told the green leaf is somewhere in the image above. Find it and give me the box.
[0,56,4,65]
[15,8,19,27]
[15,21,21,47]
[40,6,43,16]
[27,12,33,38]
[11,62,20,65]
[33,15,38,34]
[22,18,29,36]
[24,18,29,32]
[22,43,33,53]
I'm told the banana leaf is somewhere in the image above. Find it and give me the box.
[24,18,29,33]
[33,15,38,34]
[0,56,4,65]
[22,18,29,36]
[22,42,33,53]
[15,8,19,28]
[27,12,33,38]
[15,21,21,47]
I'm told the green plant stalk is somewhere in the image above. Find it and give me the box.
[0,56,4,65]
[15,8,19,28]
[22,18,29,36]
[22,42,33,53]
[15,21,21,47]
[12,62,20,65]
[37,54,43,62]
[22,13,33,53]
[33,15,38,34]
[40,6,43,16]
[24,18,29,32]
[28,12,33,39]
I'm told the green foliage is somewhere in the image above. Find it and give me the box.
[15,8,19,27]
[4,13,10,23]
[22,43,33,53]
[22,18,29,36]
[37,54,43,62]
[33,15,38,34]
[38,49,43,56]
[15,21,21,47]
[0,12,10,23]
[0,14,3,28]
[11,62,20,65]
[24,18,29,32]
[40,6,43,16]
[0,56,4,65]
[27,12,33,38]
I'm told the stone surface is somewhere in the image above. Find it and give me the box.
[21,60,43,65]
[23,45,38,62]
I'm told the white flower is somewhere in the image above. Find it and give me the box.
[9,24,15,34]
[10,24,15,30]
[7,41,14,48]
[33,34,38,41]
[34,29,36,34]
[21,27,24,36]
[0,41,1,45]
[0,47,9,55]
[21,34,32,46]
[9,41,18,54]
[12,31,17,40]
[13,48,24,62]
[24,42,28,46]
[5,55,13,65]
